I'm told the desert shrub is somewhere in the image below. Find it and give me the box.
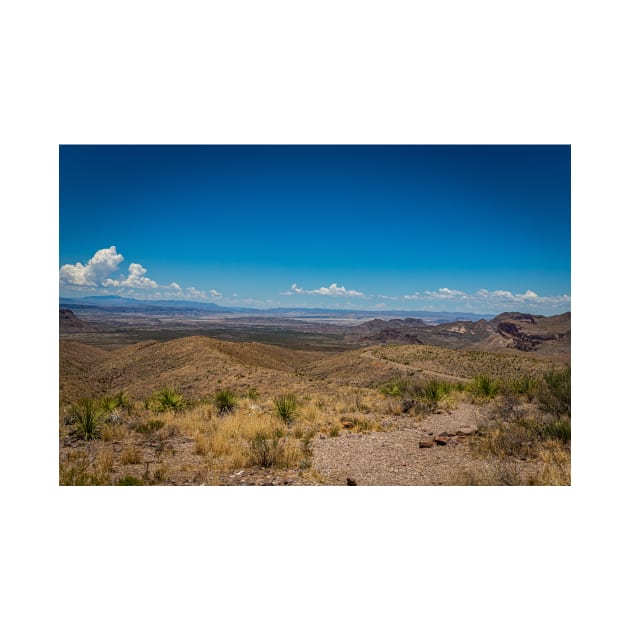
[59,452,110,485]
[115,391,133,412]
[156,387,186,412]
[248,429,284,467]
[214,389,237,414]
[339,416,379,433]
[538,366,570,417]
[379,378,421,398]
[509,376,539,399]
[120,446,143,465]
[274,393,298,424]
[328,424,340,437]
[100,396,118,413]
[472,414,570,461]
[117,475,144,486]
[469,374,501,399]
[132,419,165,434]
[247,387,260,400]
[69,399,104,440]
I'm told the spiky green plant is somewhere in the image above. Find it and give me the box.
[469,374,501,399]
[70,399,104,440]
[156,387,186,412]
[509,376,539,399]
[214,389,237,413]
[420,380,451,403]
[100,396,118,413]
[274,393,298,424]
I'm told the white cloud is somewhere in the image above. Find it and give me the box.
[423,287,467,299]
[59,246,124,287]
[103,263,158,289]
[60,246,222,301]
[289,282,364,297]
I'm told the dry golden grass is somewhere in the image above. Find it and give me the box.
[120,445,143,465]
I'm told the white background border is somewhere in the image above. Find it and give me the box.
[2,1,627,628]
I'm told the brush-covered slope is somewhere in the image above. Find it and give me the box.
[59,336,325,402]
[305,343,565,387]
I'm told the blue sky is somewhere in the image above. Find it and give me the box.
[59,145,570,315]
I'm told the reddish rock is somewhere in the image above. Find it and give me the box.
[419,439,434,448]
[435,436,449,446]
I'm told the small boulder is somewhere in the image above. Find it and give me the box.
[435,436,449,446]
[346,477,357,486]
[419,439,434,449]
[456,426,477,436]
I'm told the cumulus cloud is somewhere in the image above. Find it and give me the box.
[103,263,159,289]
[59,246,124,287]
[288,282,364,297]
[60,246,222,301]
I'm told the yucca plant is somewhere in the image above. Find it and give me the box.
[156,387,186,412]
[469,374,501,399]
[214,389,237,414]
[420,380,451,403]
[274,393,298,424]
[70,399,104,440]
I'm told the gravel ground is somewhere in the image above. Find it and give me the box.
[311,403,489,485]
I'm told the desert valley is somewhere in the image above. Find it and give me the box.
[59,300,571,485]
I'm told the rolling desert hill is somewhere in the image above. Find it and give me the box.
[349,311,570,357]
[59,336,325,403]
[59,308,96,332]
[60,329,568,404]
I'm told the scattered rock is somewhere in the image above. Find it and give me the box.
[419,439,434,448]
[435,436,449,446]
[446,438,460,447]
[106,412,124,425]
[438,432,449,437]
[346,477,357,486]
[456,427,477,436]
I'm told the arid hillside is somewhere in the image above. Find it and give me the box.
[59,318,570,487]
[60,336,326,403]
[348,311,570,358]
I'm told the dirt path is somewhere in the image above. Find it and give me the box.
[311,403,485,485]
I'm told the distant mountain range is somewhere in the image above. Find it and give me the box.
[59,295,496,322]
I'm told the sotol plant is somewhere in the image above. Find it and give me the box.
[274,393,298,424]
[214,389,237,414]
[156,387,186,412]
[70,399,105,440]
